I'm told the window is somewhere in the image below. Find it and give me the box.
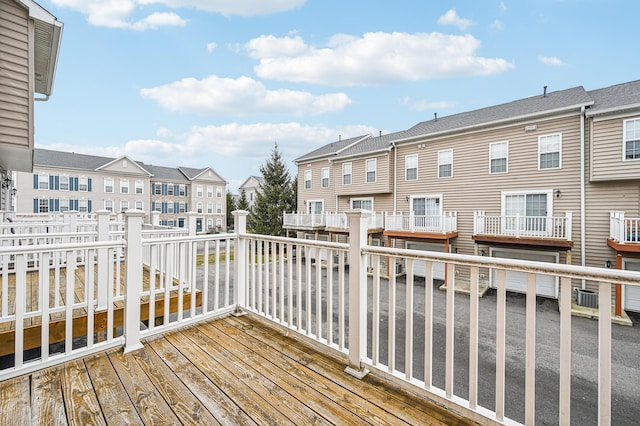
[216,203,222,214]
[78,177,88,192]
[59,176,69,191]
[624,118,640,160]
[207,219,213,230]
[104,178,114,193]
[135,181,143,194]
[179,203,186,213]
[167,202,175,213]
[216,219,222,228]
[39,174,49,190]
[503,191,550,233]
[197,185,203,197]
[167,184,174,196]
[539,133,562,169]
[216,187,222,198]
[79,199,88,212]
[207,186,213,198]
[136,200,143,210]
[351,198,373,210]
[366,158,376,183]
[405,155,418,180]
[342,162,352,185]
[120,200,128,212]
[410,196,442,231]
[197,202,203,214]
[438,149,453,178]
[308,200,323,214]
[304,170,312,189]
[120,179,129,194]
[39,199,49,213]
[105,200,113,212]
[207,203,213,214]
[153,202,162,212]
[154,183,162,195]
[321,167,329,188]
[178,185,186,196]
[490,141,508,174]
[60,199,69,212]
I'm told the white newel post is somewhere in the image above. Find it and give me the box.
[233,210,249,314]
[150,211,160,227]
[96,210,110,310]
[187,212,198,290]
[124,209,145,353]
[345,209,370,379]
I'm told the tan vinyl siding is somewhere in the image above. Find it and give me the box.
[0,0,30,147]
[297,160,335,212]
[396,114,584,266]
[590,114,640,181]
[334,153,392,196]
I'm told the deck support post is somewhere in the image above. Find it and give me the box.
[124,209,145,353]
[345,209,370,379]
[96,210,110,310]
[233,210,249,315]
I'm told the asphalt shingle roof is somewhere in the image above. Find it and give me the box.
[34,149,115,170]
[586,80,640,115]
[178,166,207,180]
[294,134,370,162]
[140,163,189,181]
[334,130,410,160]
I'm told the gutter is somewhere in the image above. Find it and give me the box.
[580,106,586,287]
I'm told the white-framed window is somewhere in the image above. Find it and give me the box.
[207,202,213,214]
[197,202,203,214]
[216,187,222,198]
[342,162,352,185]
[207,219,213,229]
[304,170,312,189]
[410,195,442,225]
[105,200,113,212]
[502,190,552,234]
[154,183,162,195]
[38,174,49,190]
[351,197,373,211]
[366,158,376,183]
[120,179,129,194]
[167,202,175,213]
[104,178,114,193]
[167,184,174,195]
[39,198,49,213]
[135,200,143,210]
[216,202,222,214]
[489,141,508,174]
[153,202,162,212]
[197,185,203,197]
[438,149,453,178]
[321,167,329,188]
[59,176,69,191]
[539,133,562,170]
[624,118,640,160]
[60,199,69,212]
[405,154,418,180]
[78,199,88,212]
[216,219,222,228]
[307,200,324,214]
[120,200,129,212]
[78,177,88,192]
[179,202,186,213]
[135,181,143,194]
[178,185,186,196]
[207,186,213,198]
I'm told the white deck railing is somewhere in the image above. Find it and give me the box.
[1,209,637,425]
[474,211,572,240]
[610,211,640,243]
[325,211,385,230]
[282,212,326,228]
[385,211,457,233]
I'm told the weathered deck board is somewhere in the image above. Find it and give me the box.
[0,315,477,426]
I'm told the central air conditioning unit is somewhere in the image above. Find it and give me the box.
[575,288,598,308]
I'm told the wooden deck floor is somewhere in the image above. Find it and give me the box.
[0,314,475,425]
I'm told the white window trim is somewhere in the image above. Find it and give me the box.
[350,197,374,211]
[321,167,330,188]
[409,194,443,215]
[405,154,418,181]
[120,179,129,194]
[38,174,49,190]
[135,180,143,195]
[500,190,553,217]
[307,199,324,214]
[366,158,377,183]
[104,178,114,193]
[623,118,640,161]
[489,141,509,174]
[438,149,453,179]
[304,170,312,189]
[538,133,562,170]
[59,175,69,191]
[342,162,352,185]
[197,185,204,197]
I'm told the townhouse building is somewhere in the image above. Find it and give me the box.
[289,80,640,316]
[13,149,228,232]
[238,175,265,209]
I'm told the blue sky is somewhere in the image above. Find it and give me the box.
[35,0,638,192]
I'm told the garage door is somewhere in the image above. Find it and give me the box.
[406,242,445,281]
[490,249,558,298]
[624,259,640,313]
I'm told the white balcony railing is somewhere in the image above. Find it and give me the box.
[385,211,457,233]
[474,211,572,240]
[610,211,640,243]
[1,210,637,425]
[325,211,385,230]
[282,212,326,229]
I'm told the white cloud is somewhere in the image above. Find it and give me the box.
[437,9,473,31]
[490,19,504,30]
[401,97,456,112]
[246,32,514,86]
[140,75,352,116]
[206,42,217,53]
[51,0,304,29]
[538,55,566,66]
[499,2,507,14]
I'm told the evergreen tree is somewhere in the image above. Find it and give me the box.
[226,190,236,229]
[236,188,250,211]
[248,143,296,235]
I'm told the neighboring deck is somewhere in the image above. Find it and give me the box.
[0,314,474,426]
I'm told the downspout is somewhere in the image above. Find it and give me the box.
[392,141,397,213]
[34,95,50,102]
[580,106,586,288]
